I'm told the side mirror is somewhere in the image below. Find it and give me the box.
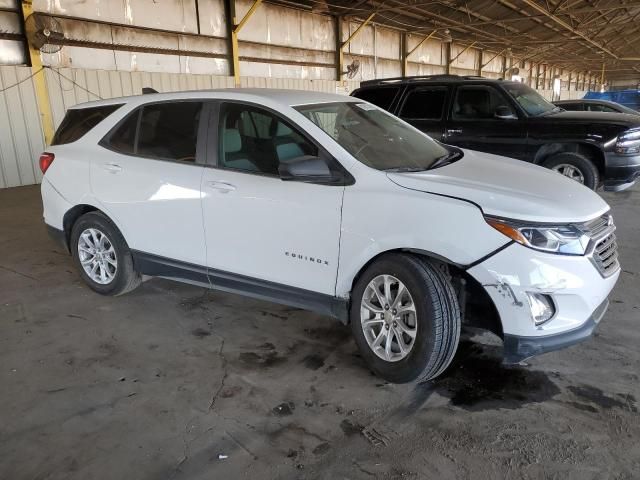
[279,155,343,184]
[494,105,517,120]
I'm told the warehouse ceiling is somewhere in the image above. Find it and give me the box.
[283,0,640,80]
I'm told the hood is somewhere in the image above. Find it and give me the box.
[542,110,640,127]
[387,150,610,223]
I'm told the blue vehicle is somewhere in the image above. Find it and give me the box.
[585,89,640,112]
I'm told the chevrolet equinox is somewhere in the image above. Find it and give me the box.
[41,89,620,383]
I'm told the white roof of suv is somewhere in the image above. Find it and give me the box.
[71,88,358,110]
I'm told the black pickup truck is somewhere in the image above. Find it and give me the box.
[351,75,640,191]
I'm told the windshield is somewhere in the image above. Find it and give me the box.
[504,83,558,116]
[295,101,451,171]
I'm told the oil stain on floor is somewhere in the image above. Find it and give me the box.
[431,340,561,411]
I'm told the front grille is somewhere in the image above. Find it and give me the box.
[593,232,619,276]
[583,214,610,238]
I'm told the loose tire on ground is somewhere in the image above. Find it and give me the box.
[350,253,461,383]
[543,152,599,190]
[70,212,141,296]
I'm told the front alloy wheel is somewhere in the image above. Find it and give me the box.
[350,254,461,383]
[360,274,417,362]
[77,228,118,284]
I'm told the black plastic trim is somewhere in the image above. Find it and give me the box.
[130,250,349,322]
[465,241,514,269]
[46,224,69,252]
[502,298,609,364]
[132,250,210,286]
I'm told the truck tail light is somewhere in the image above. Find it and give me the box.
[39,152,55,174]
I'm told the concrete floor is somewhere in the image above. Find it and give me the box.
[1,184,639,480]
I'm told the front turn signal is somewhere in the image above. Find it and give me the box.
[485,218,527,245]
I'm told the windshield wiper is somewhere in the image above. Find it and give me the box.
[430,149,463,169]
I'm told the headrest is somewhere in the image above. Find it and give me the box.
[224,129,241,153]
[276,122,293,136]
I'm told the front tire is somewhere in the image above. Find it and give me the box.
[543,152,599,190]
[350,254,461,383]
[70,212,141,296]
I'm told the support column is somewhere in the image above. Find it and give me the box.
[223,0,236,80]
[337,13,374,81]
[477,49,483,76]
[444,43,451,75]
[401,32,408,77]
[226,0,263,87]
[21,1,54,145]
[335,16,343,81]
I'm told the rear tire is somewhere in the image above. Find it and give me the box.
[350,254,461,383]
[70,212,141,296]
[543,152,599,190]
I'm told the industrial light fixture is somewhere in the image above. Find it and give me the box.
[441,29,452,43]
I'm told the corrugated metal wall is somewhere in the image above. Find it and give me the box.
[0,65,359,188]
[0,66,45,189]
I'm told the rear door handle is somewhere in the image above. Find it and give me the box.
[103,162,122,173]
[207,181,236,193]
[447,129,462,135]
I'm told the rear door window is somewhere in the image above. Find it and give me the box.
[136,102,202,162]
[399,87,448,120]
[103,101,203,163]
[106,109,139,155]
[353,87,400,111]
[52,104,123,145]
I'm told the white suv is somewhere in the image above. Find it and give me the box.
[41,89,620,383]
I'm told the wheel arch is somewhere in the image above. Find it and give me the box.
[533,142,605,176]
[346,248,504,338]
[62,204,113,253]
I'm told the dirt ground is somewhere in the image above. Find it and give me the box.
[1,184,639,480]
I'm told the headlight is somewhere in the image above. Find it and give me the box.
[485,217,590,255]
[615,128,640,155]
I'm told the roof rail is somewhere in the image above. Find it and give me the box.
[142,87,158,94]
[359,74,488,87]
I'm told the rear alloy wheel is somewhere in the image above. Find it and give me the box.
[71,212,141,296]
[351,254,461,383]
[77,228,118,285]
[543,152,599,190]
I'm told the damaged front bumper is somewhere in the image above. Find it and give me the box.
[467,243,620,363]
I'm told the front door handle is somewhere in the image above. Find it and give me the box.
[447,128,463,135]
[103,162,122,173]
[207,181,236,193]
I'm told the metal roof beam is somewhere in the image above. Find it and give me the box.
[520,0,619,58]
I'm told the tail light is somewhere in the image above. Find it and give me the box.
[39,152,55,174]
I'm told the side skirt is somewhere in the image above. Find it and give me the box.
[131,251,349,323]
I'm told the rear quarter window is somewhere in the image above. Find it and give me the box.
[52,104,123,145]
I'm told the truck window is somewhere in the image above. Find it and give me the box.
[399,87,448,120]
[353,87,400,111]
[452,86,514,120]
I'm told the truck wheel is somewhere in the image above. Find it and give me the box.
[350,254,461,383]
[543,152,599,190]
[70,212,141,296]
